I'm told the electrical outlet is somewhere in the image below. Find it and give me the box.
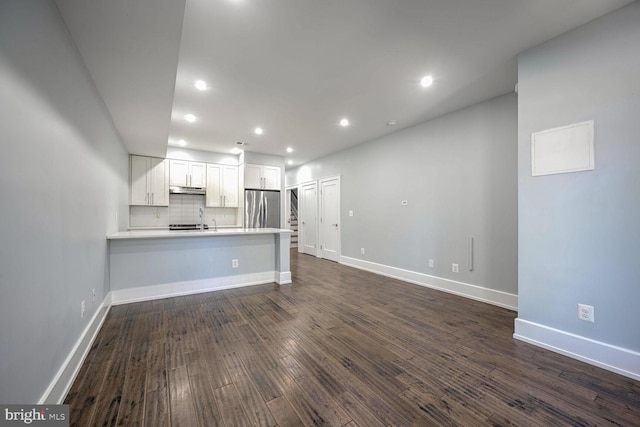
[81,300,85,318]
[349,210,354,217]
[428,259,434,268]
[578,304,595,322]
[92,288,96,304]
[232,259,239,268]
[452,263,459,273]
[154,212,160,219]
[360,248,365,255]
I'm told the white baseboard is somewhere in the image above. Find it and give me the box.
[110,272,278,305]
[514,318,640,381]
[42,271,286,403]
[277,271,292,285]
[340,256,518,311]
[39,299,111,404]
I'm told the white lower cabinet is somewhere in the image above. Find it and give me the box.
[130,155,169,206]
[206,164,238,207]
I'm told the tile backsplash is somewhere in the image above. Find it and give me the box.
[129,194,239,228]
[169,194,204,224]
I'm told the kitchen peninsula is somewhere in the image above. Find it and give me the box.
[107,228,292,305]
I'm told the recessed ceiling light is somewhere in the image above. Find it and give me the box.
[420,75,434,88]
[177,139,187,146]
[194,80,208,90]
[287,160,293,165]
[286,147,293,153]
[340,118,350,127]
[254,127,263,135]
[184,114,197,122]
[386,120,397,126]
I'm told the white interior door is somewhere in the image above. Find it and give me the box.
[300,181,318,256]
[319,177,341,262]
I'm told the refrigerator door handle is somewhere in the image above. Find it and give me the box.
[262,194,268,226]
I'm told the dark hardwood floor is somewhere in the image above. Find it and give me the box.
[65,250,640,426]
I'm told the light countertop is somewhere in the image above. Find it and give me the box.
[107,228,292,240]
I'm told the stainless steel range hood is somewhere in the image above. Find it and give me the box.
[169,186,205,195]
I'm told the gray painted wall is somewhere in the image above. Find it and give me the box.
[0,0,129,403]
[110,235,276,290]
[286,93,518,295]
[517,3,640,351]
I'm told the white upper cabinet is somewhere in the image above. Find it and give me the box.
[244,164,263,189]
[130,155,169,206]
[206,164,222,207]
[169,159,206,187]
[262,165,280,190]
[244,163,281,190]
[190,162,206,187]
[222,165,239,206]
[206,164,238,207]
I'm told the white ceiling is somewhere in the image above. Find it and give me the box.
[54,0,633,166]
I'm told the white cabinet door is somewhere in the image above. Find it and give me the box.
[170,160,206,187]
[169,160,189,186]
[206,164,223,207]
[190,162,206,187]
[244,163,281,190]
[206,164,238,207]
[244,164,262,189]
[149,158,169,206]
[262,165,281,190]
[222,165,239,207]
[130,155,169,206]
[130,155,150,205]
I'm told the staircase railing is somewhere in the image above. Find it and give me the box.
[291,190,298,221]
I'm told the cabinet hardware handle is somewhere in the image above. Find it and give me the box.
[220,195,223,206]
[151,193,154,205]
[147,192,150,205]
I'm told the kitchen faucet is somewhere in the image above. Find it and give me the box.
[199,207,204,231]
[211,217,218,231]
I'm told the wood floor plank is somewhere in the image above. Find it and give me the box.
[188,372,223,427]
[221,351,277,427]
[293,374,352,426]
[212,383,254,427]
[144,388,170,427]
[65,250,640,426]
[276,379,333,427]
[168,365,199,427]
[333,391,386,427]
[90,316,134,426]
[322,362,415,427]
[266,396,304,427]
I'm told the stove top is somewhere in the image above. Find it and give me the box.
[169,224,209,230]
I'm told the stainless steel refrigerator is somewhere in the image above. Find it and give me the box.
[244,190,281,228]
